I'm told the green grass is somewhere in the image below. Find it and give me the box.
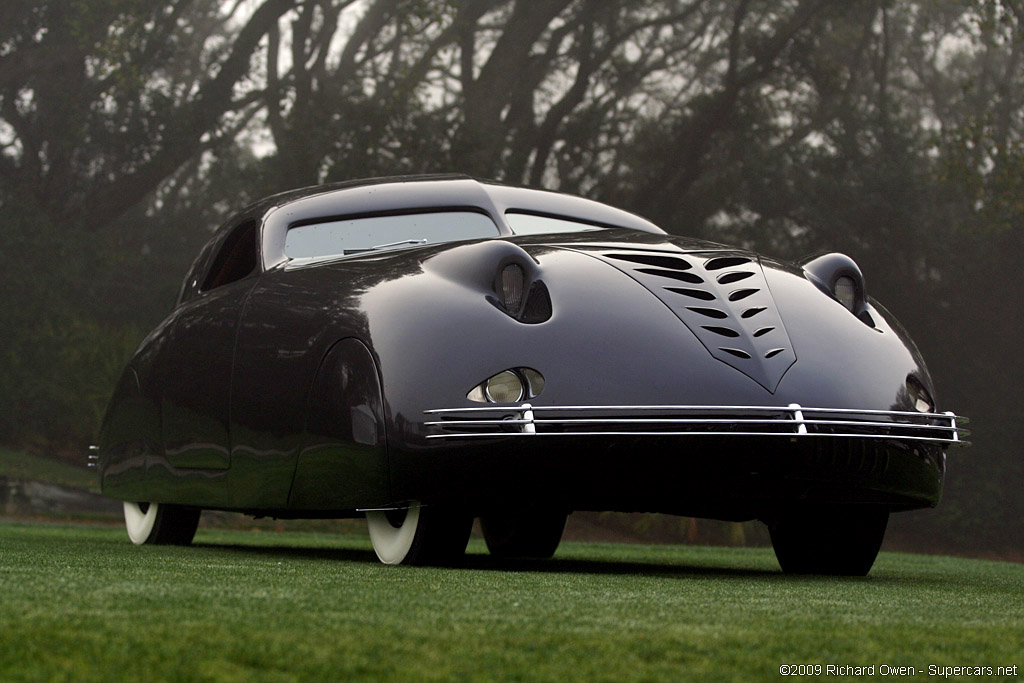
[0,522,1020,682]
[0,448,98,491]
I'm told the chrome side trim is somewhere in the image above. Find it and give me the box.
[423,403,969,446]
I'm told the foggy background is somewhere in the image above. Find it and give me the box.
[1,0,1020,558]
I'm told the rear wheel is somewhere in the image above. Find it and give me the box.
[769,506,889,576]
[481,508,568,559]
[123,501,201,545]
[366,503,472,566]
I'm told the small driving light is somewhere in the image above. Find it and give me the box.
[468,368,546,403]
[485,371,525,403]
[833,276,856,312]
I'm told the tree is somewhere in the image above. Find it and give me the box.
[0,0,295,232]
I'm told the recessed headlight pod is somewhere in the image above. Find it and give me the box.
[420,240,551,323]
[801,252,874,326]
[467,368,545,403]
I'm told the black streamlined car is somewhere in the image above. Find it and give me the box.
[96,175,968,574]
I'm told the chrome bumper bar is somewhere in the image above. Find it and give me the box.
[424,403,969,446]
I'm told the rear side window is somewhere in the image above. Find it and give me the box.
[202,220,259,291]
[285,211,499,260]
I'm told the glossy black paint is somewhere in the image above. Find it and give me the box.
[98,175,950,521]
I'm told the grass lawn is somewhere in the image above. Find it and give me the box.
[0,521,1020,682]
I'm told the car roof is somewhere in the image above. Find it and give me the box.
[254,175,658,227]
[252,175,665,269]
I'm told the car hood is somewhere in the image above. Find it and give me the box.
[299,227,927,411]
[514,230,797,392]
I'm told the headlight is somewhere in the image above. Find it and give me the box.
[833,276,857,312]
[491,261,552,324]
[500,264,525,312]
[467,368,545,403]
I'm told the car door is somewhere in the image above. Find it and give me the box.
[158,220,260,470]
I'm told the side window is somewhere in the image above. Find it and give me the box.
[202,220,259,291]
[506,212,608,235]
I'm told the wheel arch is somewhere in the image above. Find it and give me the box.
[98,364,159,499]
[286,336,391,510]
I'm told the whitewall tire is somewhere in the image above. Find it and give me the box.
[365,503,472,566]
[124,501,159,545]
[122,501,201,546]
[366,506,422,565]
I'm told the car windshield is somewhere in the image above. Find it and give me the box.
[285,211,500,260]
[506,212,608,235]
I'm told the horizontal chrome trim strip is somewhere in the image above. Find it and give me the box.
[425,431,964,443]
[426,404,969,423]
[425,418,966,432]
[423,403,969,446]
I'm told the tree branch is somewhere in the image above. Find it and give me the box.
[75,0,297,230]
[632,0,834,219]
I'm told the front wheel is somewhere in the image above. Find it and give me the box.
[769,505,889,576]
[123,501,201,545]
[480,509,568,559]
[366,503,472,566]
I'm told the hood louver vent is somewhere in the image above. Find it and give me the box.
[598,250,797,392]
